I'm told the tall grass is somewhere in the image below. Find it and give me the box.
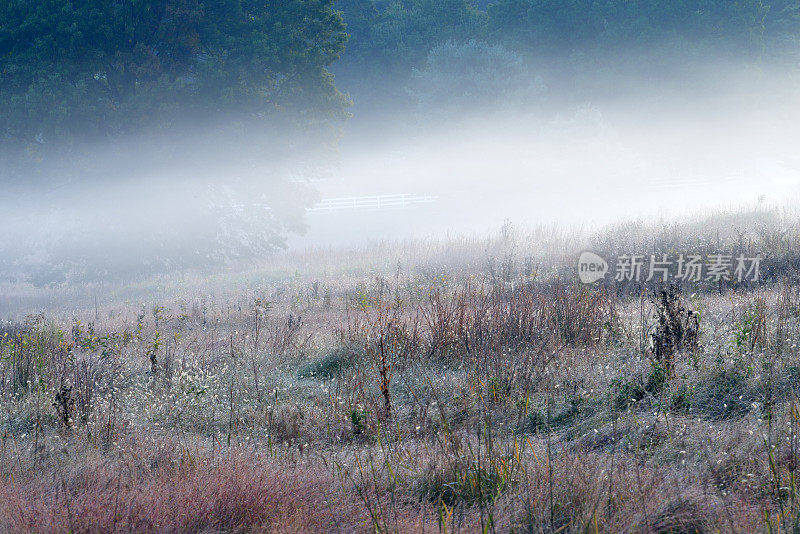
[4,207,800,531]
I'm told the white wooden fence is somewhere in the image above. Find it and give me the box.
[307,193,438,212]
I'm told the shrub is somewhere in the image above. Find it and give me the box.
[415,457,517,507]
[732,300,766,353]
[524,395,599,435]
[692,366,754,420]
[671,382,693,414]
[298,347,357,380]
[645,363,669,396]
[610,362,678,413]
[611,376,647,412]
[349,408,368,437]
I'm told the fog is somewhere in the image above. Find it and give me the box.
[2,59,800,288]
[295,63,800,246]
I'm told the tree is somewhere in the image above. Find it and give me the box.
[487,0,779,55]
[408,40,541,117]
[0,0,350,283]
[0,0,349,172]
[335,0,486,72]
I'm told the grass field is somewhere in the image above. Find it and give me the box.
[3,205,800,532]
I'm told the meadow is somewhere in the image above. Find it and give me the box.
[3,206,800,533]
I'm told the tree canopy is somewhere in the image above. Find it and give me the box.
[0,0,351,282]
[0,0,349,165]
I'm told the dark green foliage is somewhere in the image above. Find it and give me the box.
[646,363,669,396]
[671,382,693,414]
[415,460,506,506]
[336,0,487,71]
[487,0,784,54]
[0,0,349,162]
[409,40,535,116]
[524,395,599,435]
[692,366,755,420]
[611,362,693,414]
[0,0,352,280]
[6,0,800,158]
[349,407,368,436]
[298,346,357,379]
[610,358,687,413]
[610,361,670,412]
[611,376,647,412]
[337,0,800,81]
[333,0,800,121]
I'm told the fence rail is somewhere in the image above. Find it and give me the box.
[307,193,438,212]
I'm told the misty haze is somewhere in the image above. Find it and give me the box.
[3,1,800,532]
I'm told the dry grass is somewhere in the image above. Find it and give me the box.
[4,207,800,532]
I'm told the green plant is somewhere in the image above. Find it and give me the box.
[486,376,512,404]
[524,395,599,435]
[692,366,754,420]
[350,408,369,437]
[298,347,356,379]
[415,440,525,508]
[732,300,766,352]
[671,382,693,414]
[146,332,163,375]
[645,363,669,395]
[611,376,646,412]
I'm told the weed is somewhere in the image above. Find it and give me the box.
[645,362,669,396]
[53,384,75,429]
[671,382,693,414]
[350,407,368,437]
[651,284,699,378]
[2,211,800,533]
[525,395,599,435]
[146,332,162,375]
[692,365,754,420]
[298,347,357,379]
[611,376,647,411]
[732,299,767,353]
